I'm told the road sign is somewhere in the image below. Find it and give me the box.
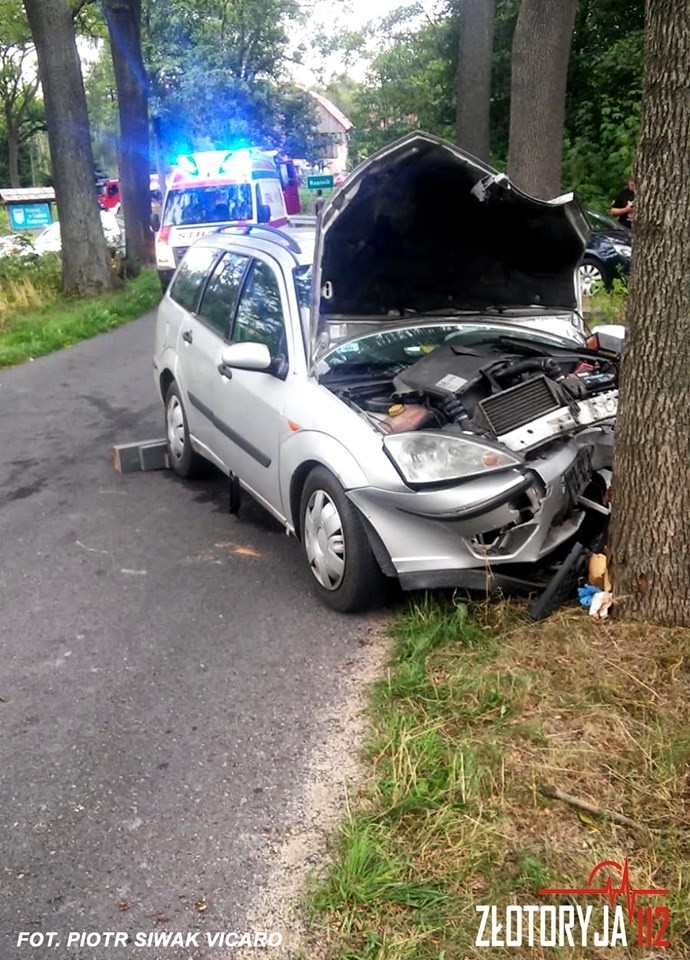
[306,175,334,190]
[8,202,53,230]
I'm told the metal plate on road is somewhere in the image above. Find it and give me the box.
[307,175,334,190]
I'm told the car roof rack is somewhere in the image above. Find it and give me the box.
[217,223,303,255]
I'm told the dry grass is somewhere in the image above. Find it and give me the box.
[0,254,61,317]
[306,599,690,960]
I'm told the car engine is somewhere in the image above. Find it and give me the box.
[331,336,618,455]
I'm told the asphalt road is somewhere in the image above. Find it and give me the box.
[0,316,380,959]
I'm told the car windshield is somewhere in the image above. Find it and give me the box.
[586,210,622,233]
[318,323,578,379]
[162,185,253,226]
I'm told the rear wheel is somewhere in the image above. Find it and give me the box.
[300,467,386,613]
[164,382,206,479]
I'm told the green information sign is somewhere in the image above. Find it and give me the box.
[306,175,334,190]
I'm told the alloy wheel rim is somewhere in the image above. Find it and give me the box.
[303,489,346,590]
[166,395,186,462]
[579,263,604,296]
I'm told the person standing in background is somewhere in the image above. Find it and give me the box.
[611,175,635,228]
[314,189,325,216]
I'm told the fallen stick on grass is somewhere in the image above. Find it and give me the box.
[540,783,646,833]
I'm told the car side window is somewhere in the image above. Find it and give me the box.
[168,246,219,312]
[232,260,287,358]
[197,252,250,336]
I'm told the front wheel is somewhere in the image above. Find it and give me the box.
[578,259,606,297]
[300,467,386,613]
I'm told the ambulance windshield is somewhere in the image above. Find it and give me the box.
[163,184,253,226]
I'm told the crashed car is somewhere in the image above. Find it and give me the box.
[153,131,620,612]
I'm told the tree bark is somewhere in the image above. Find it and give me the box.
[456,0,496,161]
[103,0,152,273]
[23,0,119,294]
[507,0,578,198]
[609,0,690,626]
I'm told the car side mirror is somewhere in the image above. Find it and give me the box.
[257,203,271,224]
[218,341,273,378]
[150,213,161,232]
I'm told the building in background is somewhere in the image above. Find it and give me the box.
[309,92,353,175]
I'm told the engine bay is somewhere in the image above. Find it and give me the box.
[325,333,619,451]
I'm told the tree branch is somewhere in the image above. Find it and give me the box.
[540,784,647,834]
[71,0,97,19]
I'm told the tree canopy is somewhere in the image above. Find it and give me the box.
[329,0,643,207]
[142,0,323,163]
[2,0,646,208]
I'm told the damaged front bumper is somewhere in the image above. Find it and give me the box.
[347,441,608,592]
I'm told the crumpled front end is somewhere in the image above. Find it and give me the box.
[348,429,613,591]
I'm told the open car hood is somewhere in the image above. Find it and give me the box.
[311,131,589,363]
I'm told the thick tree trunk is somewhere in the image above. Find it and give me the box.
[609,0,690,626]
[456,0,496,161]
[23,0,119,294]
[507,0,578,198]
[103,0,152,273]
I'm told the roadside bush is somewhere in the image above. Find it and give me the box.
[586,277,628,327]
[0,253,62,319]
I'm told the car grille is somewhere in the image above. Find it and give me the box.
[477,375,561,436]
[173,246,189,266]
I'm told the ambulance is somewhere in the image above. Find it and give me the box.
[153,148,290,290]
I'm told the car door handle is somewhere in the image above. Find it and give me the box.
[182,330,193,344]
[217,363,233,379]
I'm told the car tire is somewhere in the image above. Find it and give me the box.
[164,382,206,479]
[579,258,606,296]
[299,467,387,613]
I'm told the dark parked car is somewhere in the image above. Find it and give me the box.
[579,210,632,296]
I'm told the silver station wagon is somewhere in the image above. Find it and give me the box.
[153,132,619,612]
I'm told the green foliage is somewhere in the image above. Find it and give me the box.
[0,1,46,186]
[587,277,628,327]
[564,0,644,208]
[143,0,323,160]
[346,7,457,160]
[0,0,30,44]
[0,250,61,311]
[83,44,120,173]
[325,0,643,205]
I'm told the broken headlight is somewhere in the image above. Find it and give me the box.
[383,432,522,485]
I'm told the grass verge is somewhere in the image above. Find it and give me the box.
[306,598,690,959]
[0,265,161,368]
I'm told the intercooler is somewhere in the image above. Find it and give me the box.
[475,374,562,436]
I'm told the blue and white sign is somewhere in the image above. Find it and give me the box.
[8,202,53,230]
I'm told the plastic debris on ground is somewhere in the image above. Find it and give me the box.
[576,553,613,620]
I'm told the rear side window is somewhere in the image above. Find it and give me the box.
[232,260,287,358]
[168,246,218,312]
[197,252,250,336]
